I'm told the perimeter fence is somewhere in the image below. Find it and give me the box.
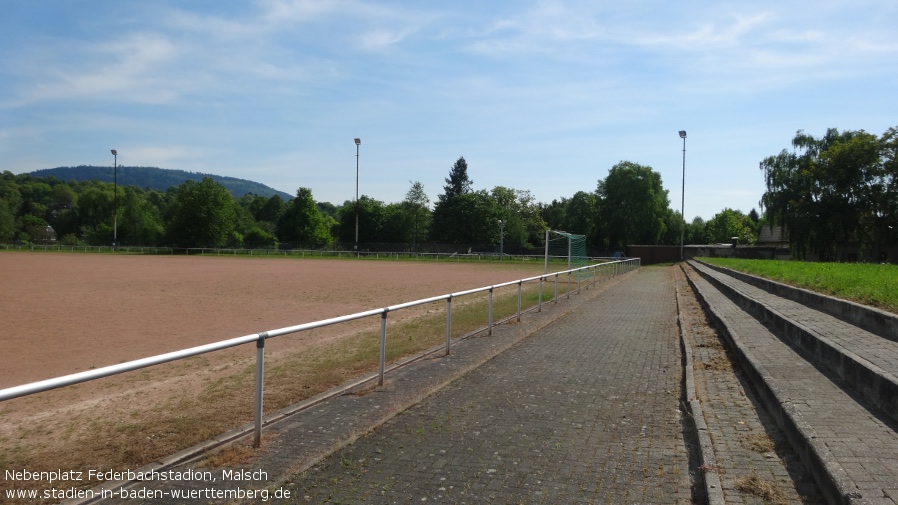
[2,258,638,450]
[0,243,614,272]
[0,243,532,260]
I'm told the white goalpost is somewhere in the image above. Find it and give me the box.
[544,230,588,275]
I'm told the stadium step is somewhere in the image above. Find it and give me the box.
[682,261,898,505]
[689,259,898,425]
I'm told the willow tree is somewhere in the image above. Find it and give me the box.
[760,127,897,260]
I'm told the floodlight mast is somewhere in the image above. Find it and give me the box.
[111,149,118,248]
[678,131,687,261]
[354,138,361,252]
[497,219,506,260]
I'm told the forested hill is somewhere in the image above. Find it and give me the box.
[29,165,293,201]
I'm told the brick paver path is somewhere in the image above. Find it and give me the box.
[271,267,694,504]
[675,265,822,504]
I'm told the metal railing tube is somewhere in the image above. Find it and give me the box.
[264,308,385,338]
[379,310,389,386]
[253,333,267,448]
[0,333,262,401]
[385,294,448,312]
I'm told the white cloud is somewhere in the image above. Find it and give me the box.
[358,28,417,52]
[11,32,181,106]
[258,0,347,24]
[119,145,216,167]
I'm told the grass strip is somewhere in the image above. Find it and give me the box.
[699,257,898,314]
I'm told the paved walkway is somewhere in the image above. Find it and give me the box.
[261,267,694,504]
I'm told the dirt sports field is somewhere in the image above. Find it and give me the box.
[1,252,545,387]
[1,252,549,500]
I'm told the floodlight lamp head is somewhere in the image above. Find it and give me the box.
[111,149,117,155]
[678,131,687,139]
[354,138,361,145]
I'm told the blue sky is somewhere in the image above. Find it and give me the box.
[2,1,897,220]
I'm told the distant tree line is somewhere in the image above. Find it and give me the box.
[1,156,766,253]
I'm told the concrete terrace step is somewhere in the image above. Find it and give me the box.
[696,260,898,344]
[683,263,898,505]
[690,260,898,425]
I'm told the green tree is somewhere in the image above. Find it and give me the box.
[380,202,412,244]
[243,226,278,248]
[686,216,707,245]
[563,191,598,247]
[430,190,501,244]
[0,172,23,240]
[18,180,54,221]
[403,180,431,249]
[661,209,683,246]
[166,177,237,248]
[334,196,382,245]
[596,161,670,248]
[441,157,472,200]
[118,187,164,245]
[760,127,895,260]
[540,199,567,233]
[316,201,338,220]
[491,186,525,248]
[706,208,756,245]
[255,195,286,224]
[77,185,115,244]
[277,187,331,248]
[432,157,474,244]
[490,186,546,251]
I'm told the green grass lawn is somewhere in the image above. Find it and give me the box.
[698,257,898,315]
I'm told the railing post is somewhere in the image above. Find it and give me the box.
[538,277,544,312]
[379,310,388,386]
[253,332,267,448]
[554,273,559,304]
[516,281,522,322]
[488,287,494,335]
[445,296,452,355]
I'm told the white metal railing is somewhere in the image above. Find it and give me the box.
[0,258,640,447]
